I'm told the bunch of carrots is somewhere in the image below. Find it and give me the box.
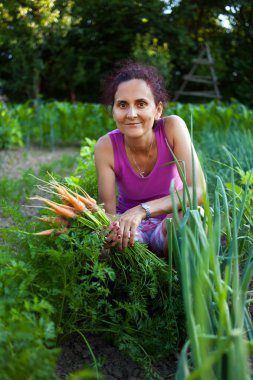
[30,176,110,237]
[30,176,166,270]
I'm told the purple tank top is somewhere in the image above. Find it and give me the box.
[108,118,183,216]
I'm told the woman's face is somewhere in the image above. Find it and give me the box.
[112,79,163,139]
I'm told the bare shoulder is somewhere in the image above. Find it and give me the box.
[95,134,114,167]
[163,115,188,131]
[95,134,113,155]
[95,134,111,149]
[163,115,190,147]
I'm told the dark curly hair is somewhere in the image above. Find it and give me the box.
[101,61,169,106]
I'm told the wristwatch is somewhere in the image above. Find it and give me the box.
[140,203,151,220]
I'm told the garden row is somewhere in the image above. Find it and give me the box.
[0,111,252,379]
[0,100,253,149]
[0,145,186,379]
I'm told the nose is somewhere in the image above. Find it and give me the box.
[126,106,137,119]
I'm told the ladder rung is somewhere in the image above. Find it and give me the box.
[183,75,216,84]
[192,58,214,65]
[175,91,221,99]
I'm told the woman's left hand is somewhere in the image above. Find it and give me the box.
[117,206,145,250]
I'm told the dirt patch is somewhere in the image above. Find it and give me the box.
[0,148,179,379]
[0,147,80,179]
[0,147,80,227]
[57,333,178,380]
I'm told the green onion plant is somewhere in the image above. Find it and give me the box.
[167,140,253,379]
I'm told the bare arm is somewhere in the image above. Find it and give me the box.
[144,115,206,217]
[94,135,117,215]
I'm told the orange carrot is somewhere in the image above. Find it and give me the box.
[55,185,68,198]
[73,193,98,211]
[55,186,72,203]
[31,196,77,218]
[45,207,74,219]
[53,186,72,206]
[63,193,87,212]
[33,228,68,236]
[52,203,73,210]
[38,216,69,225]
[32,229,55,236]
[75,192,97,205]
[46,204,77,218]
[55,186,87,212]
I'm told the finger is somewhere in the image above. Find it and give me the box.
[116,221,125,250]
[116,234,122,250]
[129,227,136,247]
[110,221,120,230]
[107,225,120,240]
[112,234,121,248]
[122,228,130,249]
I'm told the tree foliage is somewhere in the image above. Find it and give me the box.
[0,0,252,106]
[0,0,64,99]
[132,33,173,91]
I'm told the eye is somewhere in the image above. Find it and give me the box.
[117,101,127,108]
[137,100,147,108]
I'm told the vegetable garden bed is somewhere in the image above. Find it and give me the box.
[0,148,180,380]
[0,105,252,379]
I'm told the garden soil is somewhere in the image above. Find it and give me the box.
[0,148,179,380]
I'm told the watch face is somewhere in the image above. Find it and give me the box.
[141,203,151,219]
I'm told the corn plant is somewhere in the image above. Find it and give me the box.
[167,147,253,379]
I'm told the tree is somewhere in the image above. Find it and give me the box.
[219,1,253,105]
[49,0,168,102]
[163,0,253,105]
[0,0,65,100]
[0,1,252,105]
[132,33,173,92]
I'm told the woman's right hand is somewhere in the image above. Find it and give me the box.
[104,221,121,248]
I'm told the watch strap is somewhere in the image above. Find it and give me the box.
[140,203,151,220]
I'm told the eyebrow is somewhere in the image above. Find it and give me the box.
[115,98,148,103]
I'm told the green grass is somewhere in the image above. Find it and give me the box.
[194,127,253,202]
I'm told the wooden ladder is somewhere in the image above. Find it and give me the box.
[173,43,221,101]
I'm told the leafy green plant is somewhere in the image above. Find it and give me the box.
[166,101,253,133]
[0,248,60,380]
[1,101,253,149]
[10,102,114,148]
[166,147,253,379]
[0,154,185,379]
[193,124,253,201]
[71,137,98,199]
[225,167,253,229]
[1,131,252,379]
[27,174,185,365]
[0,103,23,148]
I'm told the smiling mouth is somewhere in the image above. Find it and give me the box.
[126,122,141,125]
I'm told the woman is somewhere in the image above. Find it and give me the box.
[95,62,206,256]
